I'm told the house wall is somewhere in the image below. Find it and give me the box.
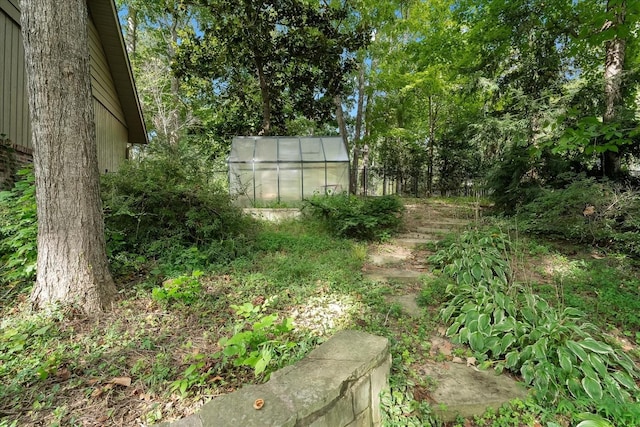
[0,0,130,184]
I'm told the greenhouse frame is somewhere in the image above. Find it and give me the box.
[228,136,350,206]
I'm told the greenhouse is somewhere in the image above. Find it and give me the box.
[228,136,350,206]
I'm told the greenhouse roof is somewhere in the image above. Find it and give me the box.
[229,136,349,163]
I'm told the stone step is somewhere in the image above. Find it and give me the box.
[385,293,422,317]
[363,269,423,284]
[368,252,410,267]
[421,361,528,422]
[392,237,437,248]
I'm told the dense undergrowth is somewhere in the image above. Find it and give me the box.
[2,161,640,426]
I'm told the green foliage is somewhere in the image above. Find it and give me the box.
[151,271,204,305]
[101,147,257,275]
[303,194,404,241]
[0,167,37,300]
[218,302,296,378]
[380,381,438,427]
[518,176,640,257]
[432,229,640,423]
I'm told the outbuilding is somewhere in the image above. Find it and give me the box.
[228,136,350,206]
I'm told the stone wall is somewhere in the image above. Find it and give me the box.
[243,208,302,223]
[159,330,391,427]
[0,140,33,190]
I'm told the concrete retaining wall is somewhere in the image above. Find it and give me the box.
[243,208,302,222]
[160,330,390,427]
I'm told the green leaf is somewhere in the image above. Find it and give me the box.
[521,362,535,384]
[566,340,589,361]
[469,331,485,352]
[477,313,490,334]
[578,338,613,354]
[587,354,607,378]
[446,321,461,337]
[581,376,603,400]
[501,333,516,354]
[505,351,519,369]
[612,371,636,389]
[557,347,573,374]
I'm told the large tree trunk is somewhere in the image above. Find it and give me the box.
[602,0,626,177]
[21,0,116,312]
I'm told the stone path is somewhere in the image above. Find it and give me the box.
[362,200,528,422]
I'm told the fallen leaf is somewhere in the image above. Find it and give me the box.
[97,416,109,423]
[253,398,265,410]
[87,378,100,386]
[583,205,595,216]
[210,375,224,382]
[452,356,464,364]
[591,252,605,259]
[466,357,476,367]
[110,377,132,387]
[91,388,103,398]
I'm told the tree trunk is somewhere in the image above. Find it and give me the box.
[125,6,138,59]
[333,95,352,192]
[256,56,272,135]
[166,12,182,146]
[350,63,366,195]
[21,0,116,312]
[603,0,626,177]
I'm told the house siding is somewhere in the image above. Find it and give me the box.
[0,0,132,185]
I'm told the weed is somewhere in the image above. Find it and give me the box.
[151,270,204,305]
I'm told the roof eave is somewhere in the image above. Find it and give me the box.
[87,0,148,144]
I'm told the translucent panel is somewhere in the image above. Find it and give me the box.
[229,164,254,207]
[254,138,278,162]
[279,163,302,201]
[255,164,279,202]
[229,137,255,162]
[278,138,302,161]
[302,163,327,197]
[300,138,325,162]
[321,137,349,161]
[326,163,349,194]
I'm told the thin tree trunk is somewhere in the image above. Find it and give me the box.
[126,7,138,59]
[21,0,116,312]
[603,0,626,177]
[256,57,272,135]
[334,95,352,192]
[166,13,182,145]
[349,64,366,195]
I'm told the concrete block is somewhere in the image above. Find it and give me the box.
[307,394,355,427]
[346,409,372,427]
[267,357,362,420]
[351,375,371,416]
[370,354,392,425]
[196,384,296,427]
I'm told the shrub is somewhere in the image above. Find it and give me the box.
[302,193,404,241]
[0,167,37,300]
[101,149,257,275]
[432,230,640,424]
[517,175,640,257]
